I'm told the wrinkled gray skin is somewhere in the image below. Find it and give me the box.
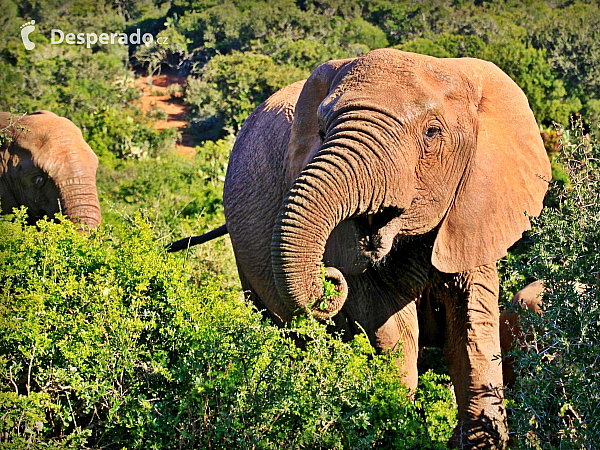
[223,49,550,448]
[0,111,100,228]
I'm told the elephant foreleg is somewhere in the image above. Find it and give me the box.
[370,299,420,391]
[442,264,508,449]
[343,269,421,391]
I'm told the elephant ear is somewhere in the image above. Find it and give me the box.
[432,58,551,274]
[284,58,354,186]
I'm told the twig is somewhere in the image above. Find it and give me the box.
[27,346,36,396]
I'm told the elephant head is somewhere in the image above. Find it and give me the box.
[0,111,101,228]
[272,49,550,319]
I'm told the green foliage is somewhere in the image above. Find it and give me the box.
[368,0,597,127]
[83,106,177,160]
[524,2,600,127]
[482,38,581,125]
[0,213,456,448]
[400,38,452,58]
[95,135,237,287]
[0,113,28,147]
[97,138,231,234]
[345,16,389,50]
[263,38,343,71]
[2,1,600,447]
[314,264,343,312]
[185,52,308,136]
[0,44,133,118]
[501,119,600,447]
[168,0,384,62]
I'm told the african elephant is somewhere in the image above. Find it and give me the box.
[500,280,588,387]
[0,111,101,228]
[499,281,545,387]
[171,48,551,447]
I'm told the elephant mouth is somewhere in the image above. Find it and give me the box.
[355,207,404,265]
[26,215,42,226]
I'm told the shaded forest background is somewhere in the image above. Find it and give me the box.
[1,0,599,448]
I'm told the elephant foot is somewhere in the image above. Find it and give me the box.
[448,418,508,449]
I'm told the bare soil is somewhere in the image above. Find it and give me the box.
[135,73,196,158]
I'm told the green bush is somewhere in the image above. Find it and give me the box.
[523,2,600,127]
[96,134,239,290]
[97,138,230,233]
[83,106,177,161]
[501,119,600,447]
[169,0,383,65]
[482,38,581,125]
[185,52,308,137]
[3,1,599,447]
[368,1,597,127]
[0,15,177,161]
[0,44,135,118]
[0,212,456,448]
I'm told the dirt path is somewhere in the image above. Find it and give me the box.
[135,73,196,158]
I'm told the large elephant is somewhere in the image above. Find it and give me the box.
[0,111,101,228]
[171,49,551,447]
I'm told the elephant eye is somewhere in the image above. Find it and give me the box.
[424,126,441,140]
[33,174,46,187]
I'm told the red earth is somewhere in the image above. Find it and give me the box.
[135,73,196,158]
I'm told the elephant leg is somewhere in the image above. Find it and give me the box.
[441,264,508,449]
[344,270,421,391]
[374,299,419,390]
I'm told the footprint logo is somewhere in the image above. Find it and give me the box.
[20,20,36,51]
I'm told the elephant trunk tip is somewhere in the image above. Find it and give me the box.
[72,216,101,232]
[307,266,348,320]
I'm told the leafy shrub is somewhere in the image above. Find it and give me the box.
[524,2,600,127]
[501,119,600,447]
[0,44,135,119]
[97,138,230,234]
[96,135,239,289]
[263,38,342,71]
[83,106,177,160]
[0,212,457,448]
[399,34,486,59]
[185,52,308,137]
[367,1,597,127]
[482,38,581,125]
[169,0,383,65]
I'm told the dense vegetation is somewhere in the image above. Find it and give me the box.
[499,120,600,448]
[0,212,456,448]
[1,0,599,447]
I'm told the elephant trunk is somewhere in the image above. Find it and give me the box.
[271,145,382,320]
[57,177,101,229]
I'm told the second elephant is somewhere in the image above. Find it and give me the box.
[0,111,101,227]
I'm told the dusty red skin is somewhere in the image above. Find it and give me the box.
[0,110,101,229]
[222,49,551,448]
